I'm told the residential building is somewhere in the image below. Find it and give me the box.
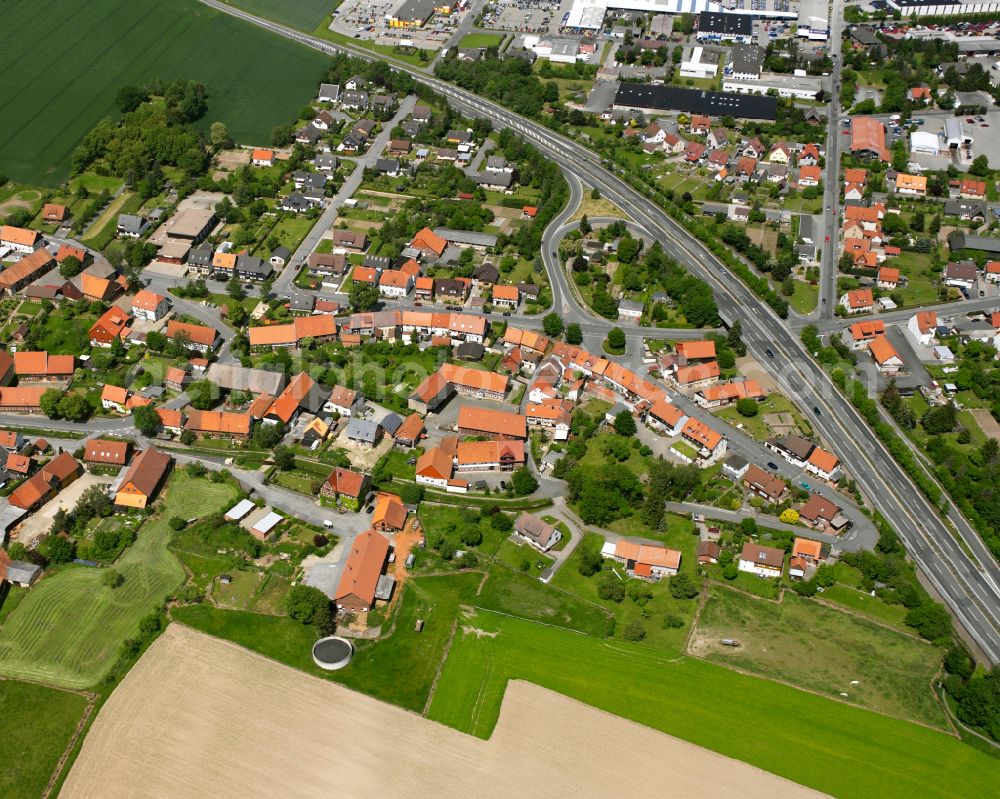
[840,288,874,315]
[869,334,903,374]
[372,493,408,532]
[320,467,370,511]
[514,512,561,552]
[454,440,525,473]
[84,439,130,468]
[738,542,785,578]
[766,434,814,467]
[805,445,840,481]
[131,289,169,321]
[848,319,885,350]
[908,311,937,346]
[743,463,788,503]
[456,406,527,440]
[798,495,849,532]
[334,530,390,613]
[166,320,219,353]
[604,539,681,580]
[0,225,41,253]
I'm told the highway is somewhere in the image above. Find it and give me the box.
[197,0,1000,662]
[818,0,845,319]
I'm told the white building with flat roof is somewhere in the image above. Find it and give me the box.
[723,72,825,101]
[565,0,794,31]
[910,130,940,154]
[680,46,720,79]
[797,0,830,41]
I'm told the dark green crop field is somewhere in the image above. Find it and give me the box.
[0,0,328,184]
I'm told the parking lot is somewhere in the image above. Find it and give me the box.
[481,0,567,35]
[330,0,465,49]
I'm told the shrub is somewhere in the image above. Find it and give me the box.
[169,516,187,531]
[578,549,604,577]
[597,574,625,602]
[663,614,685,629]
[622,619,646,641]
[627,580,653,606]
[102,570,124,589]
[669,572,699,599]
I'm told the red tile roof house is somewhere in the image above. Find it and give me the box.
[84,438,131,469]
[320,466,371,511]
[8,452,81,512]
[737,542,785,579]
[166,320,219,353]
[101,383,132,414]
[456,406,527,440]
[839,288,874,315]
[130,289,170,322]
[13,352,74,383]
[88,306,131,347]
[605,539,681,580]
[334,529,391,612]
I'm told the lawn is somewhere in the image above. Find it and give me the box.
[789,279,818,314]
[0,680,91,799]
[493,539,553,578]
[694,586,946,728]
[0,0,328,184]
[30,307,98,355]
[0,472,235,688]
[714,392,810,442]
[426,609,1000,799]
[175,571,482,712]
[459,33,505,49]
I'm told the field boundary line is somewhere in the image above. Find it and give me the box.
[811,595,929,642]
[42,691,96,799]
[468,604,594,637]
[422,617,458,717]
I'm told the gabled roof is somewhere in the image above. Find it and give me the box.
[335,530,390,606]
[325,466,367,498]
[807,446,839,474]
[167,320,217,347]
[131,289,166,311]
[456,406,526,438]
[844,288,874,309]
[14,351,74,377]
[676,340,716,360]
[869,335,901,365]
[117,447,171,498]
[372,493,407,530]
[184,410,251,436]
[411,227,446,257]
[849,320,885,340]
[739,541,784,568]
[85,438,129,465]
[415,446,453,481]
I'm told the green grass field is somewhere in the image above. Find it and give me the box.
[427,607,1000,799]
[694,586,946,728]
[475,563,611,637]
[0,472,235,688]
[0,680,91,799]
[175,571,481,712]
[219,0,334,31]
[0,0,328,184]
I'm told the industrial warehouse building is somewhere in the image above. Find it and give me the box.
[613,82,778,121]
